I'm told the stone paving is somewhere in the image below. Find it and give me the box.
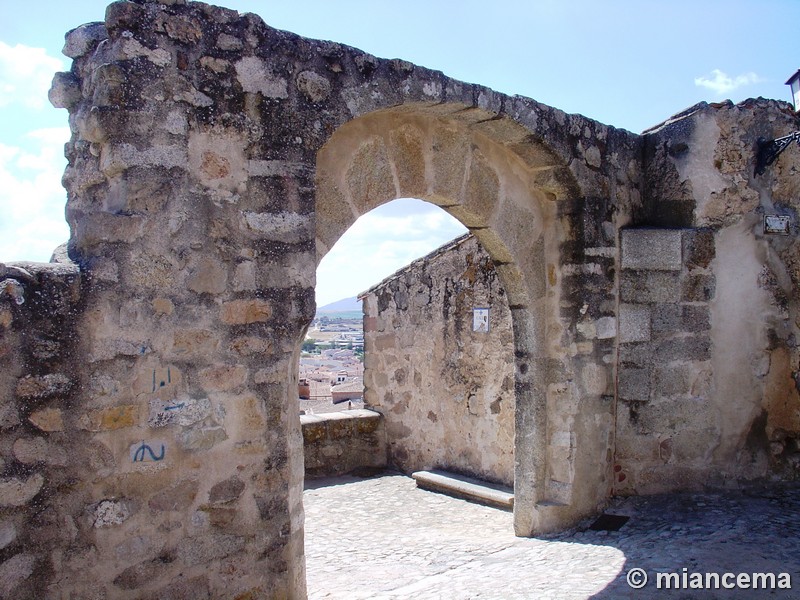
[303,472,800,599]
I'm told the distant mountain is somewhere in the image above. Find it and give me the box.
[317,296,362,313]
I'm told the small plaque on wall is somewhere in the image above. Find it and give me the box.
[764,215,790,235]
[473,307,490,332]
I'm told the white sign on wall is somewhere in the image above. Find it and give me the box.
[472,307,490,332]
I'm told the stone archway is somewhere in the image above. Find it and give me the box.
[34,1,639,597]
[314,107,565,536]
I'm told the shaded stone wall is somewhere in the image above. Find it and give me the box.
[300,409,386,478]
[362,235,515,487]
[0,261,83,598]
[615,228,717,491]
[620,100,800,493]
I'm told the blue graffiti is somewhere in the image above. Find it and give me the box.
[151,368,172,393]
[164,402,185,411]
[132,442,165,462]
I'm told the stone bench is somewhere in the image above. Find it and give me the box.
[411,469,514,511]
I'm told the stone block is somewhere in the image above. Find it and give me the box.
[0,475,44,507]
[235,57,288,98]
[148,479,199,512]
[621,228,682,271]
[683,228,715,270]
[618,367,650,402]
[93,499,133,527]
[62,22,107,59]
[0,521,17,551]
[148,398,211,428]
[0,405,20,430]
[187,257,227,295]
[622,270,681,303]
[0,553,36,598]
[179,425,227,451]
[652,364,694,397]
[79,405,139,431]
[49,71,81,109]
[171,329,217,357]
[651,304,681,333]
[619,304,651,343]
[219,299,272,324]
[141,575,211,600]
[296,71,331,102]
[228,336,272,355]
[176,533,245,567]
[114,557,171,591]
[13,437,67,466]
[16,374,72,400]
[208,476,245,504]
[682,305,710,331]
[682,273,715,302]
[635,397,714,435]
[595,316,616,339]
[654,335,711,362]
[198,365,248,392]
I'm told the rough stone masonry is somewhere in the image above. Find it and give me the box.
[0,0,797,596]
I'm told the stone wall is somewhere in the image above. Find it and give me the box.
[616,100,800,493]
[362,235,515,487]
[301,409,386,478]
[0,0,794,596]
[615,228,717,492]
[0,261,83,598]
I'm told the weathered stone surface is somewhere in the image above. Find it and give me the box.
[219,299,272,324]
[114,557,171,590]
[79,404,138,431]
[141,575,211,600]
[13,437,67,466]
[176,533,245,566]
[0,521,17,551]
[179,425,227,451]
[148,479,199,512]
[198,364,247,391]
[148,397,211,428]
[208,476,245,504]
[15,373,72,400]
[362,235,515,485]
[93,499,133,528]
[621,228,683,271]
[28,408,64,433]
[0,475,44,507]
[0,553,36,597]
[619,304,651,344]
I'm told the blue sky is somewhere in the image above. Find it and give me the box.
[2,1,798,306]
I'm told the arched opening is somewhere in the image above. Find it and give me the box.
[300,197,467,412]
[310,105,566,537]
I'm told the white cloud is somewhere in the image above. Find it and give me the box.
[0,42,65,110]
[0,127,70,262]
[694,69,763,96]
[315,199,468,306]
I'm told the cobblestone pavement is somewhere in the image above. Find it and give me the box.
[303,472,800,599]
